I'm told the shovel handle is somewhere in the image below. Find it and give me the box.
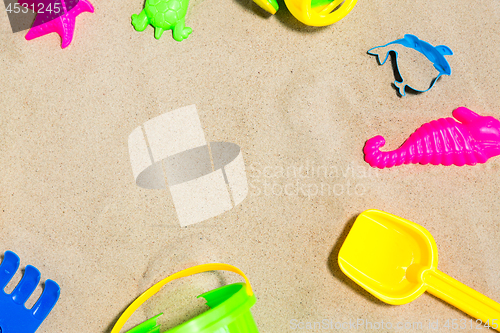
[425,269,500,331]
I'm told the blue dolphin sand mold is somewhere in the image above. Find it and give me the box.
[368,34,453,96]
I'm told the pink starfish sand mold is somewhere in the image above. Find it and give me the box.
[19,0,94,48]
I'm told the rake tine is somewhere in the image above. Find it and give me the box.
[31,279,60,321]
[11,265,41,305]
[0,251,20,290]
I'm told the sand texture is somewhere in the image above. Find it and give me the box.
[0,0,499,332]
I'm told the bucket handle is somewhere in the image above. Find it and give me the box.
[110,263,253,333]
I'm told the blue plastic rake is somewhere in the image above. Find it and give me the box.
[0,251,60,333]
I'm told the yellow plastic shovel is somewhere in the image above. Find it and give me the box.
[338,209,500,331]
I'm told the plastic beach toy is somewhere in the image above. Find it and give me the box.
[19,0,94,48]
[132,0,192,41]
[253,0,357,26]
[338,210,500,330]
[0,251,60,333]
[368,34,453,96]
[364,107,500,169]
[110,263,259,333]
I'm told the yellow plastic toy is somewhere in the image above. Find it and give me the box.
[338,209,500,331]
[110,263,254,333]
[253,0,357,26]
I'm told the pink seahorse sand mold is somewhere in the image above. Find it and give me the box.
[364,107,500,169]
[19,0,94,48]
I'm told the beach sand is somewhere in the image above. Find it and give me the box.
[0,0,499,331]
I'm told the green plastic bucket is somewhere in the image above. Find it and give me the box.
[111,264,259,333]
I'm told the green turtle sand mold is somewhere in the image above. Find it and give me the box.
[132,0,192,41]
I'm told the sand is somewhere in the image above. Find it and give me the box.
[0,0,499,332]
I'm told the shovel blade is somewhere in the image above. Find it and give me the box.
[338,210,438,304]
